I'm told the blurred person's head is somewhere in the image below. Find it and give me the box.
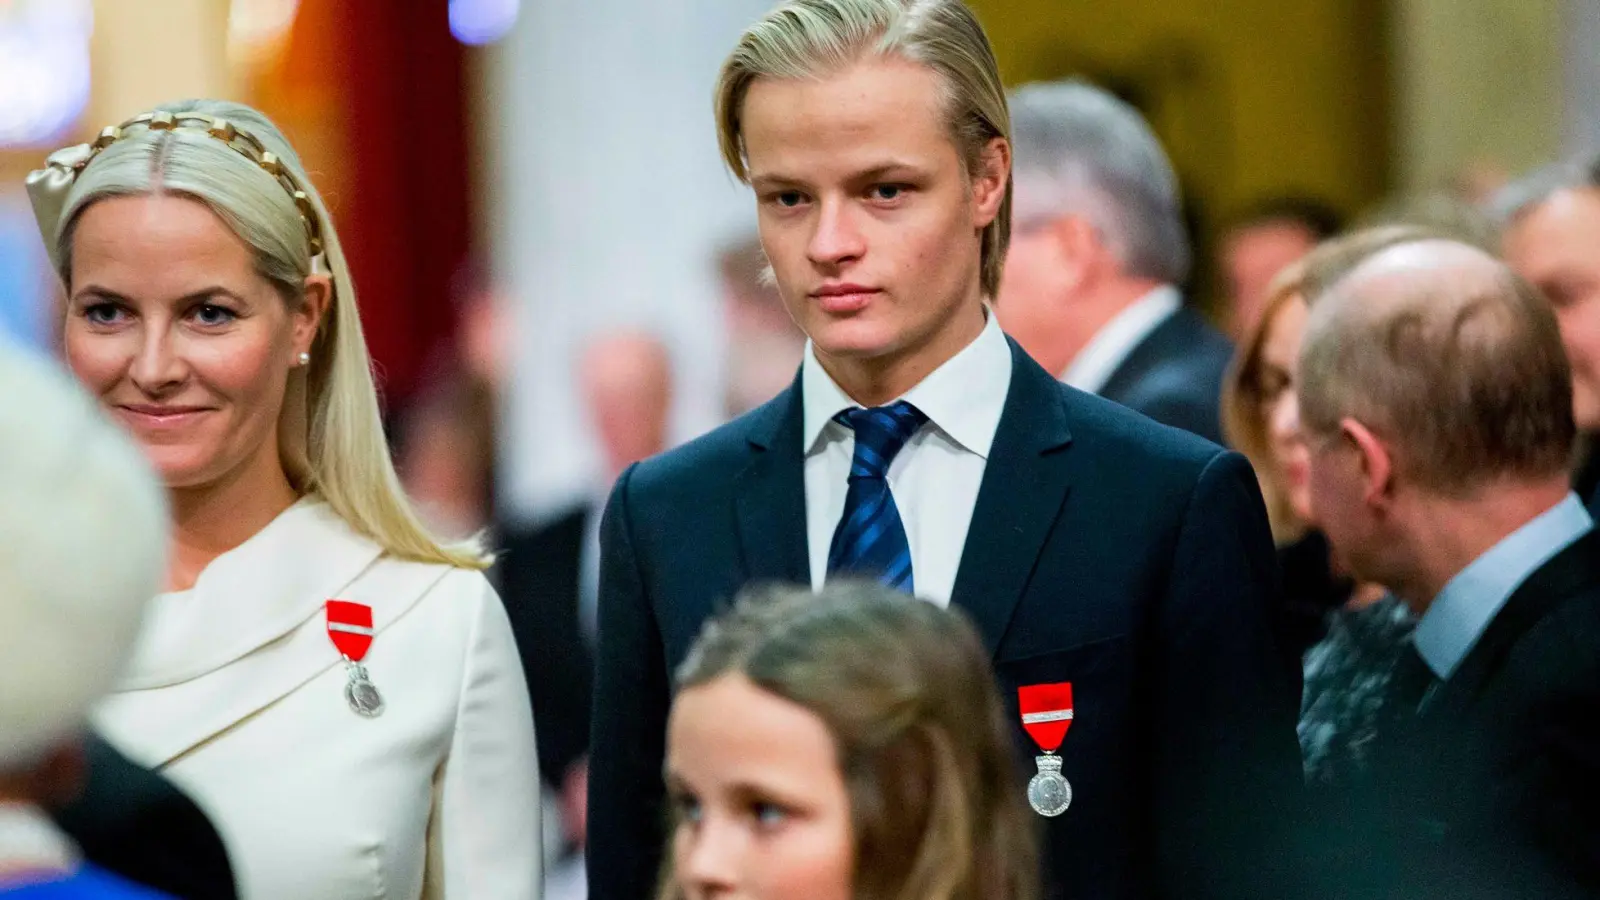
[714,0,1012,406]
[1296,232,1575,610]
[581,331,674,481]
[1219,196,1342,341]
[718,234,806,417]
[660,582,1037,900]
[1222,261,1312,542]
[394,372,496,540]
[1222,226,1442,543]
[27,100,486,571]
[0,345,166,808]
[1492,155,1600,431]
[996,79,1189,376]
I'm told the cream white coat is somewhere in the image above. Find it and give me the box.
[93,501,542,900]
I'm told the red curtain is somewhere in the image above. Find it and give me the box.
[333,2,471,408]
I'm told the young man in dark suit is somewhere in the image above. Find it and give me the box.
[1297,233,1600,897]
[587,2,1303,898]
[996,80,1233,446]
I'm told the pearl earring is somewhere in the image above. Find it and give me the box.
[298,351,311,367]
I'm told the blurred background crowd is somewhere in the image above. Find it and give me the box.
[1,0,1598,897]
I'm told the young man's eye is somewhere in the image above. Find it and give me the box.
[870,184,905,201]
[775,191,806,208]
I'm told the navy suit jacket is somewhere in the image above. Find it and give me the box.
[1097,306,1233,446]
[1309,532,1600,899]
[52,736,235,900]
[587,339,1304,900]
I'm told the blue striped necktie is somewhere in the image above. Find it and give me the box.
[826,401,928,592]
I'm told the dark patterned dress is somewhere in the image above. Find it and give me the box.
[1298,596,1417,786]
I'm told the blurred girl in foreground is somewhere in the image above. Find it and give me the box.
[659,582,1038,900]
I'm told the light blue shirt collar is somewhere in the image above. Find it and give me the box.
[1414,493,1593,680]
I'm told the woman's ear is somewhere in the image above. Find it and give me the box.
[292,274,333,359]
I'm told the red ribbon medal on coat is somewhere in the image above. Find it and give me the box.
[326,600,385,718]
[1018,682,1074,817]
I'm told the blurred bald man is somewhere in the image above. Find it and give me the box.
[1295,232,1600,898]
[495,332,674,883]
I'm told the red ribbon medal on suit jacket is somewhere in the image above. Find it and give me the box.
[326,600,384,718]
[1019,682,1073,817]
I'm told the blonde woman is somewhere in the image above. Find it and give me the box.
[25,101,540,900]
[660,582,1038,900]
[1221,235,1415,786]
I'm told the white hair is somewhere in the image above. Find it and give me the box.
[0,343,167,771]
[1008,79,1190,284]
[1487,153,1600,228]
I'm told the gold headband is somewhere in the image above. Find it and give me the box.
[25,110,326,272]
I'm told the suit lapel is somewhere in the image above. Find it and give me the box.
[1422,531,1600,720]
[734,377,811,586]
[950,339,1074,656]
[1096,308,1185,404]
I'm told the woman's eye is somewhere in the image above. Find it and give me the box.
[81,303,125,326]
[191,304,238,327]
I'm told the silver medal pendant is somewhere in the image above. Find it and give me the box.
[343,660,385,718]
[1027,753,1072,817]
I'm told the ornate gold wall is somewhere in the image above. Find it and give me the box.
[968,0,1392,299]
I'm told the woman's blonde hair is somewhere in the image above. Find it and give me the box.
[1221,261,1309,543]
[713,0,1012,299]
[41,99,488,570]
[662,582,1038,900]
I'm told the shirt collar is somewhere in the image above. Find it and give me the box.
[1060,284,1181,394]
[1414,492,1594,680]
[0,802,77,880]
[801,308,1012,459]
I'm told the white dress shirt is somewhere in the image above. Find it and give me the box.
[1060,284,1181,393]
[803,310,1012,605]
[0,802,76,881]
[1414,492,1593,680]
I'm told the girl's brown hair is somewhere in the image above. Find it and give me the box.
[662,581,1038,900]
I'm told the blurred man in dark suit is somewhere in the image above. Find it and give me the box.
[997,79,1232,445]
[496,331,672,886]
[0,345,233,899]
[1297,232,1600,898]
[1494,153,1600,517]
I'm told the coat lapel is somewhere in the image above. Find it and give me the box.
[950,339,1075,656]
[1422,531,1600,721]
[94,502,450,768]
[733,377,811,586]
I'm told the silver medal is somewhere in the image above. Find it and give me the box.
[1027,753,1072,817]
[343,661,385,718]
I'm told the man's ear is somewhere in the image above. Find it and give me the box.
[1341,417,1394,509]
[970,136,1010,229]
